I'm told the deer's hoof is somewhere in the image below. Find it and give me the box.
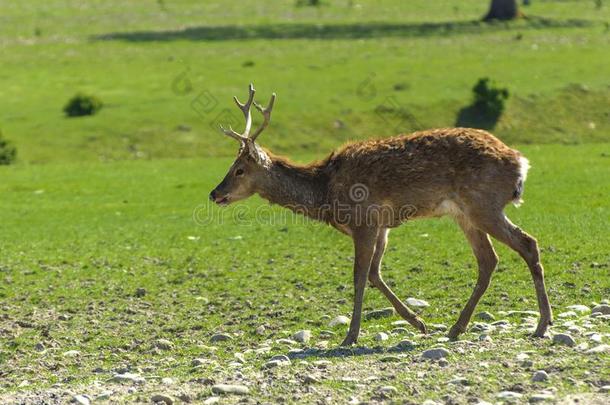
[414,318,428,335]
[340,334,358,346]
[447,324,465,340]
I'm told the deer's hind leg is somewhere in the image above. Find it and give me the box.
[368,228,427,334]
[473,212,553,337]
[448,218,499,340]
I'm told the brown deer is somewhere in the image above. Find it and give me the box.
[209,84,552,346]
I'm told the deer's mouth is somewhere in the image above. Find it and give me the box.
[214,195,230,206]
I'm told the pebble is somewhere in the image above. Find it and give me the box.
[591,304,610,315]
[269,354,291,363]
[496,391,523,400]
[600,385,610,392]
[293,330,311,343]
[588,333,602,343]
[329,315,350,327]
[422,348,450,360]
[63,350,81,357]
[161,377,174,385]
[566,304,590,313]
[192,358,207,366]
[391,320,409,326]
[34,342,45,352]
[365,307,395,320]
[135,287,147,297]
[552,333,576,347]
[112,373,145,384]
[532,370,549,382]
[529,393,555,402]
[558,311,577,318]
[438,358,449,367]
[393,340,416,350]
[476,311,496,321]
[430,323,448,331]
[378,385,397,395]
[155,339,174,350]
[203,397,220,404]
[72,395,90,405]
[210,333,232,343]
[449,377,469,385]
[406,298,430,307]
[211,384,249,395]
[586,344,609,354]
[255,325,266,335]
[151,394,174,404]
[374,332,389,342]
[304,374,320,384]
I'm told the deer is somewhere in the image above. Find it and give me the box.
[209,84,553,346]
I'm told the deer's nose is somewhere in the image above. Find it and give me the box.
[209,190,217,201]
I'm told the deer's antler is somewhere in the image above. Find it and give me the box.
[219,83,276,143]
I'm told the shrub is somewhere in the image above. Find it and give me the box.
[472,78,509,117]
[63,93,103,117]
[0,130,17,165]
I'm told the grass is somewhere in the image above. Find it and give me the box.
[0,144,608,402]
[0,0,609,402]
[0,0,609,163]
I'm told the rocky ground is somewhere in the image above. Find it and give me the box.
[1,303,608,404]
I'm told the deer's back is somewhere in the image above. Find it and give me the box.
[327,128,524,218]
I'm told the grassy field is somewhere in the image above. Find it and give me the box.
[1,144,609,403]
[0,0,609,163]
[1,0,609,403]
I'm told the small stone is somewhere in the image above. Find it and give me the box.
[552,333,576,347]
[479,334,492,342]
[210,333,232,343]
[406,298,429,308]
[270,354,291,363]
[211,384,249,395]
[72,395,90,405]
[438,358,449,367]
[532,370,549,382]
[588,333,602,343]
[112,373,145,384]
[151,394,174,404]
[63,350,81,357]
[558,311,577,318]
[449,377,469,385]
[391,320,409,326]
[374,332,389,342]
[566,304,590,313]
[600,385,610,393]
[476,311,496,321]
[496,391,523,400]
[430,323,448,331]
[592,304,610,315]
[379,385,397,395]
[203,397,220,404]
[586,344,610,354]
[329,315,350,327]
[135,287,147,297]
[255,325,266,335]
[365,307,395,320]
[155,339,174,350]
[304,374,319,384]
[293,330,311,343]
[529,393,555,402]
[34,342,45,352]
[192,358,207,366]
[380,355,401,363]
[422,348,450,360]
[96,391,112,401]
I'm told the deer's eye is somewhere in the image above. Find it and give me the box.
[235,168,244,177]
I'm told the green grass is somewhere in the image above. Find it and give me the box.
[1,1,609,402]
[0,0,609,163]
[0,144,608,402]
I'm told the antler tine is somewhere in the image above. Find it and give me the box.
[232,83,256,138]
[219,84,256,142]
[250,92,276,142]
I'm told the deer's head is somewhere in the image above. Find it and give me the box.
[209,84,276,206]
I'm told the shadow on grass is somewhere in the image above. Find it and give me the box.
[455,104,502,130]
[285,343,417,360]
[94,17,593,42]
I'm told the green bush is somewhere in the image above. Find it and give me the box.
[0,130,17,165]
[472,78,509,117]
[63,93,103,117]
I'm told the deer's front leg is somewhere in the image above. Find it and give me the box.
[341,228,378,346]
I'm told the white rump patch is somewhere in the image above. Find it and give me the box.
[518,156,530,182]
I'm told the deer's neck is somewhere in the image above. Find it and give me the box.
[258,155,330,221]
